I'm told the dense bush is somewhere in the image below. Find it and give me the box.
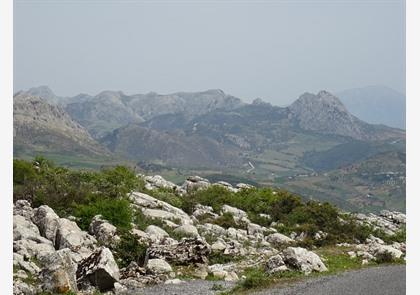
[213,212,239,229]
[375,251,395,264]
[13,157,385,247]
[13,157,143,231]
[73,197,133,231]
[113,231,148,268]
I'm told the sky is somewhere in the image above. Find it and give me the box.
[14,0,405,105]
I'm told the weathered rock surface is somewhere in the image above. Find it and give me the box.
[143,175,179,191]
[180,176,211,193]
[13,200,34,220]
[266,233,294,246]
[282,247,327,274]
[76,247,120,292]
[265,254,288,274]
[146,258,173,274]
[174,224,200,237]
[130,192,192,225]
[31,205,60,243]
[147,238,211,264]
[145,225,169,241]
[55,218,97,260]
[89,215,119,245]
[39,248,78,294]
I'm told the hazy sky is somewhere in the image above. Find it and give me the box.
[14,0,405,105]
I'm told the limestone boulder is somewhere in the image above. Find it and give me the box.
[89,215,119,245]
[39,249,78,294]
[282,247,327,274]
[31,205,60,243]
[266,233,294,246]
[76,247,120,292]
[173,224,199,238]
[146,259,173,274]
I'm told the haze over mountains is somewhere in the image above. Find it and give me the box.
[13,86,406,213]
[336,85,406,129]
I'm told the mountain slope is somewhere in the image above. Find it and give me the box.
[288,90,404,140]
[65,90,144,139]
[336,85,406,129]
[13,92,108,157]
[101,123,243,169]
[65,89,244,139]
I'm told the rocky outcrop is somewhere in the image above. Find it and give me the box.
[32,205,60,243]
[129,192,193,225]
[76,247,120,292]
[351,235,405,262]
[12,179,406,294]
[89,215,119,245]
[39,249,78,294]
[145,225,169,242]
[355,211,405,236]
[180,176,211,193]
[146,259,173,274]
[265,254,288,274]
[282,247,327,274]
[266,233,294,246]
[143,175,179,191]
[173,224,199,238]
[147,238,211,265]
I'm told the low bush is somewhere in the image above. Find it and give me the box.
[375,251,395,264]
[208,252,241,265]
[73,196,133,231]
[13,157,143,231]
[213,212,239,229]
[113,231,148,268]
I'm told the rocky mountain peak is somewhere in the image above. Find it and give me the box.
[288,90,368,139]
[252,98,272,106]
[20,85,59,104]
[292,90,348,114]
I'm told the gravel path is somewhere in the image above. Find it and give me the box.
[251,265,406,295]
[134,265,405,295]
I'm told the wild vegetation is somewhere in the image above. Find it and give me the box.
[13,157,406,294]
[13,158,403,249]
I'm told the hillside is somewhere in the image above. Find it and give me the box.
[284,151,406,213]
[13,92,109,158]
[13,159,406,294]
[289,91,404,140]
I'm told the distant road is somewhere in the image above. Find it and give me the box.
[252,265,405,295]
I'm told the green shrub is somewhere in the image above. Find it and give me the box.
[149,189,184,208]
[375,251,395,264]
[374,227,406,244]
[13,158,144,229]
[73,196,133,231]
[208,252,240,265]
[113,231,148,268]
[213,212,238,229]
[133,211,165,230]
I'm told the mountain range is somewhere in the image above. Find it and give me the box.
[13,86,406,212]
